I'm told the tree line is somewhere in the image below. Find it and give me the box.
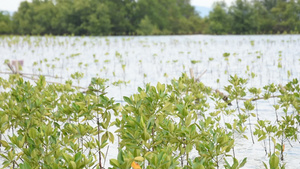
[0,0,300,35]
[208,0,300,34]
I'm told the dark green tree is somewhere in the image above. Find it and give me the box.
[136,0,169,33]
[12,0,56,35]
[0,11,12,34]
[136,0,202,34]
[5,0,300,35]
[87,2,111,35]
[12,1,34,34]
[229,0,256,34]
[262,0,278,11]
[103,0,136,35]
[31,1,56,35]
[136,15,160,35]
[252,0,276,33]
[208,2,232,34]
[51,0,74,35]
[271,0,300,33]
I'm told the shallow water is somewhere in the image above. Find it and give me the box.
[1,35,300,168]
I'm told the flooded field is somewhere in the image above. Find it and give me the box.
[1,35,300,168]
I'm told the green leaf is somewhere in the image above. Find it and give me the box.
[185,115,192,126]
[239,158,247,168]
[70,161,77,169]
[225,123,232,130]
[8,150,14,161]
[271,137,276,145]
[141,129,150,141]
[258,135,267,142]
[109,132,114,143]
[0,114,8,124]
[140,116,146,129]
[0,140,9,148]
[156,82,165,94]
[123,96,132,104]
[63,153,71,162]
[110,159,120,167]
[20,162,32,169]
[232,157,239,168]
[117,149,124,163]
[162,102,173,112]
[134,156,144,161]
[269,154,279,168]
[101,132,109,144]
[75,152,82,162]
[199,165,205,169]
[18,136,25,148]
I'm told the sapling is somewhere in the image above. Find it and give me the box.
[225,75,247,117]
[248,87,262,121]
[269,84,278,122]
[243,100,255,144]
[121,64,126,81]
[223,53,230,79]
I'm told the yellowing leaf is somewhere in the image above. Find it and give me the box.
[0,140,9,148]
[162,102,173,112]
[70,161,76,169]
[131,161,141,169]
[110,159,120,167]
[134,156,144,162]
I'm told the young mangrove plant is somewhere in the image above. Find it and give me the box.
[0,75,119,169]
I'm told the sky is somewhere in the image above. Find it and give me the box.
[0,0,236,11]
[191,0,235,7]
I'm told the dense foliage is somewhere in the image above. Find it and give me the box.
[0,0,203,35]
[0,0,300,35]
[0,12,12,34]
[1,73,299,168]
[208,0,300,34]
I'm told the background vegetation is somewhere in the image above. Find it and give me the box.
[0,0,300,35]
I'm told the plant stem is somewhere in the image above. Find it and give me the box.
[152,124,155,152]
[269,136,271,155]
[287,138,293,147]
[263,140,267,155]
[232,133,235,158]
[273,94,278,122]
[104,145,109,167]
[180,153,183,167]
[221,112,227,133]
[96,84,103,168]
[255,100,259,121]
[186,141,189,167]
[236,99,241,116]
[248,113,255,144]
[281,132,284,161]
[216,155,219,169]
[97,117,102,168]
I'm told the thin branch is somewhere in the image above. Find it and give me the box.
[189,68,282,104]
[240,95,281,101]
[6,63,16,73]
[0,71,62,79]
[2,63,62,78]
[4,63,88,91]
[0,71,15,75]
[195,69,207,81]
[190,68,231,105]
